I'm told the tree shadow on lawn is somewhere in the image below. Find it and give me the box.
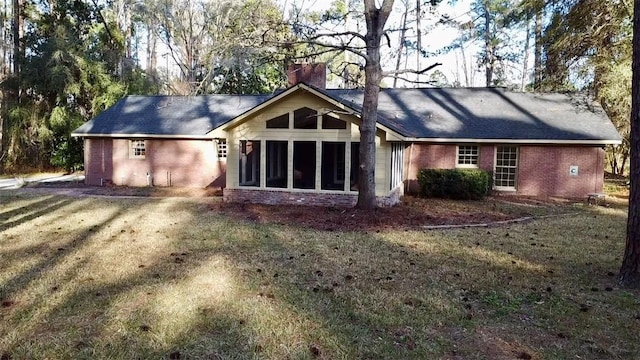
[0,195,259,359]
[0,195,74,233]
[0,195,635,359]
[141,203,633,359]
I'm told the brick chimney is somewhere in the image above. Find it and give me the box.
[287,63,326,89]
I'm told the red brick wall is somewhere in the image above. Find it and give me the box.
[406,143,605,198]
[84,138,605,199]
[518,146,604,197]
[84,138,226,188]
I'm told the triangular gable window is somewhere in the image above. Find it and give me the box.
[266,113,289,128]
[294,107,317,129]
[322,114,346,129]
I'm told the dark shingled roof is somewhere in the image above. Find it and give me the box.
[72,95,273,136]
[72,87,621,143]
[325,87,621,142]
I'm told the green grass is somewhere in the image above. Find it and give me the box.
[0,191,636,359]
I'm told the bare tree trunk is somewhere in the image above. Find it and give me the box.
[521,18,531,91]
[619,0,640,287]
[610,150,619,175]
[146,22,157,74]
[12,0,20,77]
[453,51,461,86]
[2,0,7,75]
[460,45,470,86]
[125,3,132,60]
[357,0,394,209]
[415,0,421,83]
[484,1,493,87]
[0,0,6,162]
[534,9,542,90]
[393,2,409,88]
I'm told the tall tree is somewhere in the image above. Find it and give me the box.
[278,0,441,208]
[1,0,156,171]
[531,0,632,175]
[357,0,394,208]
[153,0,288,95]
[619,0,640,287]
[444,0,523,87]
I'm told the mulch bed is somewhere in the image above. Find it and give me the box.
[209,196,567,232]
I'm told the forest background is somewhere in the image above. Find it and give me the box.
[0,0,630,175]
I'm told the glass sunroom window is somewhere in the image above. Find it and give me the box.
[266,141,288,188]
[293,107,318,129]
[321,142,346,190]
[239,140,260,186]
[293,141,316,189]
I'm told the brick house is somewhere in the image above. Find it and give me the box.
[72,76,621,206]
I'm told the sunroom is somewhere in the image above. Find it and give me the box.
[220,84,405,207]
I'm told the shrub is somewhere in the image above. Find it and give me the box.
[417,168,491,200]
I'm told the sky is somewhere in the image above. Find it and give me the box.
[279,0,478,87]
[140,0,487,89]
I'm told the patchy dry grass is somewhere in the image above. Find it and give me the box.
[0,190,635,359]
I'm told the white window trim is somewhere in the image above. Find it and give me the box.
[216,139,227,159]
[456,145,479,168]
[129,139,146,159]
[266,141,287,182]
[493,146,518,191]
[390,142,404,190]
[239,140,260,186]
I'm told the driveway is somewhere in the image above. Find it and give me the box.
[0,173,85,190]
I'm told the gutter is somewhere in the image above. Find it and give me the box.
[70,133,215,140]
[400,137,622,146]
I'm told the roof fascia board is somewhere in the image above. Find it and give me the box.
[218,83,407,140]
[402,137,622,145]
[221,83,357,131]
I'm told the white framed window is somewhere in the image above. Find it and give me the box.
[266,113,289,128]
[239,140,260,186]
[266,141,288,188]
[129,140,146,159]
[321,142,346,190]
[390,142,404,190]
[216,139,227,159]
[494,146,518,190]
[457,145,479,167]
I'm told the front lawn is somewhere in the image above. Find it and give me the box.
[0,191,635,359]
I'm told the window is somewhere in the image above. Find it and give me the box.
[294,107,318,129]
[322,114,347,129]
[350,143,360,191]
[216,139,227,159]
[457,145,479,167]
[390,143,404,190]
[129,140,146,159]
[239,140,260,186]
[266,141,288,188]
[293,141,316,189]
[266,113,289,129]
[494,146,518,189]
[321,142,346,190]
